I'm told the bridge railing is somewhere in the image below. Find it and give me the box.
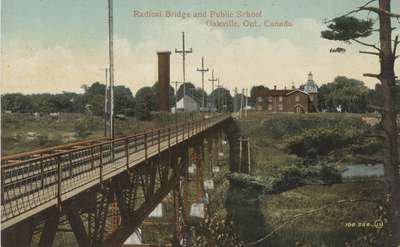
[1,114,229,229]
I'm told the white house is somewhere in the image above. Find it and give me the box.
[175,95,199,112]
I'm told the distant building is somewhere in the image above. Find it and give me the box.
[255,72,318,113]
[175,95,199,112]
[49,112,60,117]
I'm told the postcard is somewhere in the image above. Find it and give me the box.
[1,0,399,246]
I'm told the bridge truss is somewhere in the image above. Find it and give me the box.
[1,114,230,247]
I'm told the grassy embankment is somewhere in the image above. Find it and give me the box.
[236,112,387,247]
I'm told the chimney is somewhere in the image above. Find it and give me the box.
[157,51,171,112]
[274,85,277,90]
[292,85,295,89]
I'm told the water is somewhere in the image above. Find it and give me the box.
[342,164,384,179]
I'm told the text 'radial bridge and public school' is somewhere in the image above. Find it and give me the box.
[132,10,263,18]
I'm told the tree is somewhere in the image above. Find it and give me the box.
[114,85,135,116]
[322,0,400,243]
[83,82,106,97]
[48,94,74,113]
[1,82,136,116]
[318,76,370,112]
[368,82,400,112]
[1,93,33,113]
[192,88,207,107]
[177,82,196,101]
[210,88,233,112]
[176,82,209,107]
[135,87,156,120]
[81,82,106,115]
[82,82,136,116]
[249,85,267,107]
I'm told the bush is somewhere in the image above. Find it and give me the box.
[74,117,96,138]
[261,114,368,139]
[284,127,365,159]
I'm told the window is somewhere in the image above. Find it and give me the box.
[257,97,263,102]
[268,97,273,103]
[268,104,273,111]
[310,95,314,101]
[295,95,300,102]
[279,96,283,102]
[278,104,283,111]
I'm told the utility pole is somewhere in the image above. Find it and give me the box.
[208,70,218,111]
[217,79,221,112]
[240,89,244,119]
[225,86,228,111]
[172,81,183,122]
[104,68,108,137]
[175,32,192,101]
[244,88,249,118]
[247,137,251,175]
[234,87,238,112]
[196,57,209,108]
[219,83,226,112]
[108,0,114,140]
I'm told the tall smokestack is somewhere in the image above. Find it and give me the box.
[157,51,171,111]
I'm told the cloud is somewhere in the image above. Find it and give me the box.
[2,18,397,94]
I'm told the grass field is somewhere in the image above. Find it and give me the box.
[1,112,205,156]
[236,112,387,246]
[263,181,386,246]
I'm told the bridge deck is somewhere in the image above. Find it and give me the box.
[1,115,230,230]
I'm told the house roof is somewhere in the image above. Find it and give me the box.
[286,89,309,96]
[176,95,198,109]
[256,89,309,97]
[256,89,291,97]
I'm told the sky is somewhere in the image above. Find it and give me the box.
[1,0,400,94]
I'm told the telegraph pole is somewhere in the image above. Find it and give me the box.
[224,85,227,111]
[172,81,183,123]
[208,70,218,111]
[234,87,238,112]
[175,32,193,100]
[245,88,248,118]
[104,68,108,137]
[240,89,244,119]
[196,57,209,108]
[217,79,220,112]
[108,0,114,140]
[221,84,226,112]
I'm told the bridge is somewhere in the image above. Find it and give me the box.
[1,114,234,247]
